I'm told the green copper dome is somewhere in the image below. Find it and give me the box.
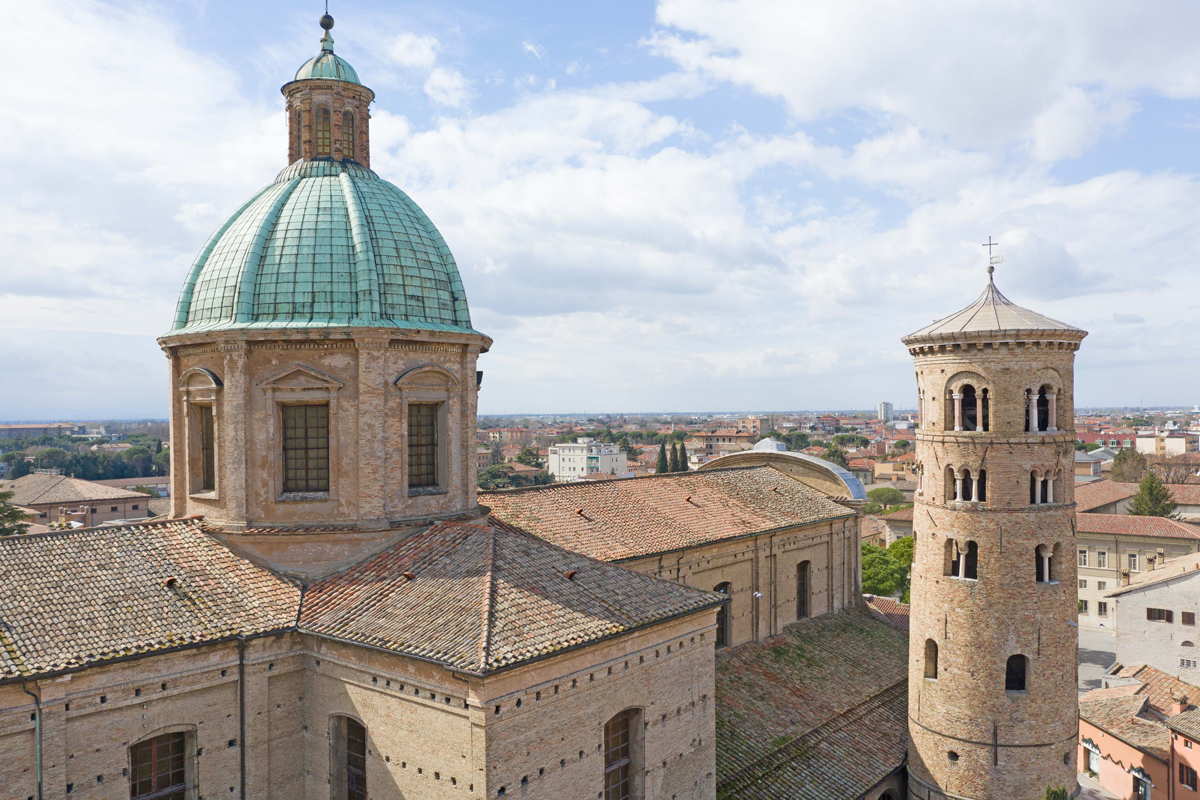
[292,24,360,85]
[170,161,476,335]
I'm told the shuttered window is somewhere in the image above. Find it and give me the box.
[1148,608,1174,623]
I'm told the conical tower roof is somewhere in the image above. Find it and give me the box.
[902,272,1084,345]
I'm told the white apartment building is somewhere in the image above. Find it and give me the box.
[547,437,627,482]
[1136,431,1200,457]
[877,402,894,422]
[1108,553,1200,680]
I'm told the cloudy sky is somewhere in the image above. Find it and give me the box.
[5,0,1200,420]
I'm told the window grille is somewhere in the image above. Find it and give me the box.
[283,405,329,492]
[346,718,367,800]
[604,710,634,800]
[316,107,332,156]
[342,112,355,161]
[130,731,185,799]
[408,404,438,487]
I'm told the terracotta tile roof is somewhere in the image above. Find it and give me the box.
[483,466,853,562]
[864,595,910,631]
[300,520,722,674]
[0,473,147,506]
[1105,552,1200,597]
[1168,707,1200,739]
[0,519,300,679]
[1112,663,1200,716]
[147,497,172,517]
[1075,480,1139,512]
[1079,695,1169,761]
[1076,513,1200,541]
[716,612,908,800]
[882,505,913,521]
[1167,484,1200,505]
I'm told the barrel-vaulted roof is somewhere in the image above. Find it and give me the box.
[903,274,1084,344]
[167,160,478,337]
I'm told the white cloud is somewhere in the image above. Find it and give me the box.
[424,67,470,107]
[388,32,440,68]
[522,41,545,60]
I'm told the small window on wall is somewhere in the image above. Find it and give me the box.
[1129,553,1139,571]
[1078,579,1088,589]
[1097,550,1108,569]
[1185,612,1196,626]
[1098,602,1108,617]
[1148,608,1174,623]
[1181,762,1198,791]
[408,403,439,488]
[1078,549,1089,568]
[1005,655,1028,692]
[924,639,938,679]
[282,405,329,493]
[130,732,185,799]
[714,583,731,648]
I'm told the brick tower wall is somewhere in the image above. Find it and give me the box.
[905,337,1084,800]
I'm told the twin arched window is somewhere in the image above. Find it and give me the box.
[1025,385,1060,432]
[1035,544,1059,583]
[945,538,978,580]
[316,107,332,157]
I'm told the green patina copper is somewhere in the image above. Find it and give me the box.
[292,29,361,85]
[170,160,476,335]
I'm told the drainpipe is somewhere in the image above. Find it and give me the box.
[238,637,246,800]
[21,680,41,800]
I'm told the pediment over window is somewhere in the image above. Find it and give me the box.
[394,365,460,390]
[178,367,223,390]
[257,364,345,391]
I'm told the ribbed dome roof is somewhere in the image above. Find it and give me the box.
[169,161,476,336]
[903,275,1082,343]
[294,51,360,84]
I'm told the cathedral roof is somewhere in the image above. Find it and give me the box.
[902,274,1084,344]
[299,520,723,673]
[291,19,361,85]
[168,160,477,336]
[484,466,854,562]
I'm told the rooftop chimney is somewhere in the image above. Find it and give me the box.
[1173,693,1189,716]
[1120,569,1131,587]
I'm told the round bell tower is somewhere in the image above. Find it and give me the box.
[903,262,1086,799]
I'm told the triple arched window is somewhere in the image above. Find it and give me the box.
[1025,385,1060,432]
[947,381,989,432]
[945,466,987,503]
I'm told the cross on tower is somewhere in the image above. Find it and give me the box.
[982,236,999,256]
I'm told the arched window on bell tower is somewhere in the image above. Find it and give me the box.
[294,110,303,162]
[343,111,356,162]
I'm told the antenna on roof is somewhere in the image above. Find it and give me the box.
[982,236,1004,281]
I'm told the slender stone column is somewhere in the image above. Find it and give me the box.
[953,393,963,431]
[1028,392,1037,433]
[971,475,979,502]
[1047,475,1055,504]
[1048,390,1058,432]
[955,475,963,502]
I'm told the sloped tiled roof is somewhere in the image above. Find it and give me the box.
[716,612,909,800]
[1079,695,1168,761]
[1075,480,1139,512]
[882,505,914,521]
[0,519,300,679]
[864,595,911,631]
[903,277,1083,342]
[1113,663,1200,715]
[300,520,723,674]
[1169,707,1200,740]
[483,466,853,562]
[1077,513,1200,541]
[1105,552,1200,597]
[0,473,146,506]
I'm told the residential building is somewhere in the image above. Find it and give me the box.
[546,437,626,481]
[477,444,491,469]
[902,269,1084,798]
[1077,478,1200,521]
[692,429,756,457]
[1075,449,1104,478]
[1079,664,1197,800]
[873,458,918,485]
[737,415,763,435]
[0,422,82,439]
[485,427,534,446]
[877,402,894,422]
[0,472,153,526]
[1107,552,1200,677]
[1137,431,1200,457]
[878,505,913,544]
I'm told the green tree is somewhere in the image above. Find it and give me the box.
[33,448,70,471]
[1044,788,1069,800]
[861,543,904,596]
[669,443,680,473]
[515,447,540,467]
[123,447,154,478]
[1128,470,1180,519]
[821,446,850,469]
[867,486,906,510]
[489,442,503,467]
[657,442,669,474]
[1112,447,1148,483]
[891,440,911,452]
[676,442,689,472]
[0,490,30,536]
[832,433,870,449]
[888,535,914,602]
[153,449,170,475]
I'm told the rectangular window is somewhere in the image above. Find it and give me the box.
[282,405,329,493]
[1130,553,1139,571]
[1185,612,1196,626]
[1097,550,1108,569]
[1184,659,1198,670]
[408,403,438,488]
[1181,762,1197,791]
[1097,581,1107,591]
[198,405,215,491]
[1079,599,1088,614]
[1148,608,1173,623]
[1098,602,1108,617]
[604,710,634,800]
[1078,549,1089,568]
[1079,579,1088,589]
[130,731,185,799]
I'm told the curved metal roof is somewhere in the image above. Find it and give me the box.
[904,276,1082,342]
[293,29,361,85]
[168,160,477,336]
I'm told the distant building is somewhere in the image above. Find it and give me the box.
[876,402,894,422]
[737,415,763,435]
[0,422,82,439]
[0,473,153,527]
[1137,431,1200,458]
[692,429,755,457]
[547,437,626,481]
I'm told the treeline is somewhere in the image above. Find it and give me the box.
[1,434,168,480]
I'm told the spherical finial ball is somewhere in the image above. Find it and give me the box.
[987,265,995,275]
[320,14,335,30]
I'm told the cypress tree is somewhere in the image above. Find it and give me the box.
[676,441,688,472]
[1128,470,1180,519]
[669,442,680,473]
[656,442,669,474]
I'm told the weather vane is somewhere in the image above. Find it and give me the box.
[982,235,1004,278]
